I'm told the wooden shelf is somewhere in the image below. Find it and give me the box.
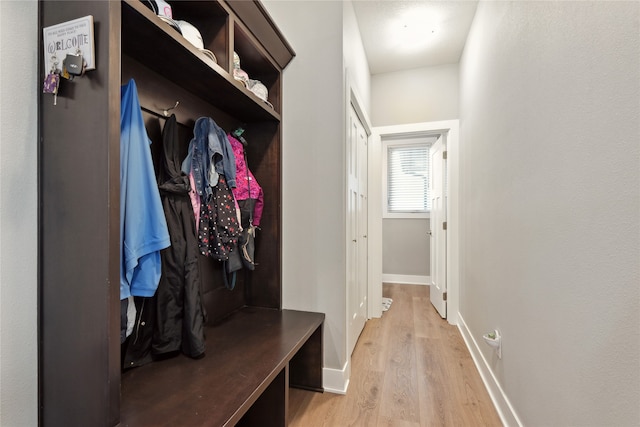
[120,308,324,426]
[122,0,281,122]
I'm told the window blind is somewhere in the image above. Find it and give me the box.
[387,144,430,213]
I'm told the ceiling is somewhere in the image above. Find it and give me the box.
[352,0,478,75]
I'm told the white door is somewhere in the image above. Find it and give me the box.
[347,104,368,356]
[429,136,447,318]
[357,115,368,332]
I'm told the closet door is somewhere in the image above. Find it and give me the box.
[347,104,368,356]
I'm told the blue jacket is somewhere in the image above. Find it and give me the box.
[182,117,236,201]
[120,79,171,299]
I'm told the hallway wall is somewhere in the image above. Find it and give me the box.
[459,1,640,425]
[262,0,346,374]
[382,219,430,277]
[371,63,459,127]
[343,0,371,114]
[262,0,372,390]
[0,1,39,425]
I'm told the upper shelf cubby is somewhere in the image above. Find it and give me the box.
[170,1,230,72]
[233,21,280,111]
[226,0,295,70]
[121,0,281,122]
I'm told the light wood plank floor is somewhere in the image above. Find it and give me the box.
[288,283,503,427]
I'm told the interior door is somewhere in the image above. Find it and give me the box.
[429,136,447,318]
[347,104,367,356]
[357,113,368,331]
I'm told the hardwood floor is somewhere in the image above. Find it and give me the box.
[288,283,503,427]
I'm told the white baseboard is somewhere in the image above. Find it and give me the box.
[322,360,350,395]
[457,313,523,427]
[382,274,430,286]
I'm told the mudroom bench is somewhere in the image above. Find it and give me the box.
[120,308,324,427]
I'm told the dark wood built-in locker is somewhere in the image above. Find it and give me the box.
[38,1,323,426]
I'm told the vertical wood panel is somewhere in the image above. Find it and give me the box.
[39,1,121,425]
[106,4,122,423]
[243,121,281,309]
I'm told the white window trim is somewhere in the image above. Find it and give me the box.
[382,137,433,219]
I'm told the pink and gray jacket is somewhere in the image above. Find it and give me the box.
[227,133,264,226]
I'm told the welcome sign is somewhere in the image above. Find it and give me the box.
[43,15,95,77]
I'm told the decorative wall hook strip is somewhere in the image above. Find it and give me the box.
[163,101,180,117]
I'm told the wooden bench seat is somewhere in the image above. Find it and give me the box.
[120,308,324,426]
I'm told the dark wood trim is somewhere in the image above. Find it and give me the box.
[290,321,324,392]
[107,2,123,424]
[39,1,121,425]
[36,3,44,425]
[226,0,296,69]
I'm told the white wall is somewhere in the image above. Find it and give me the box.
[262,0,371,390]
[382,219,429,276]
[0,1,39,426]
[261,0,348,375]
[371,63,459,127]
[343,0,371,113]
[459,1,640,425]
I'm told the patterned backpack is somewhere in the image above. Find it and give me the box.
[197,175,240,261]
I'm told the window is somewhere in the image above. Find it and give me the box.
[383,137,434,218]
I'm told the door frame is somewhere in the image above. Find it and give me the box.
[371,120,460,325]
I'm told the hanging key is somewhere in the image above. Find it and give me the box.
[43,56,61,105]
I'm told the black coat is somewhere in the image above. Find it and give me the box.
[153,114,206,358]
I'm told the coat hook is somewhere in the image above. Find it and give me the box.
[163,101,180,117]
